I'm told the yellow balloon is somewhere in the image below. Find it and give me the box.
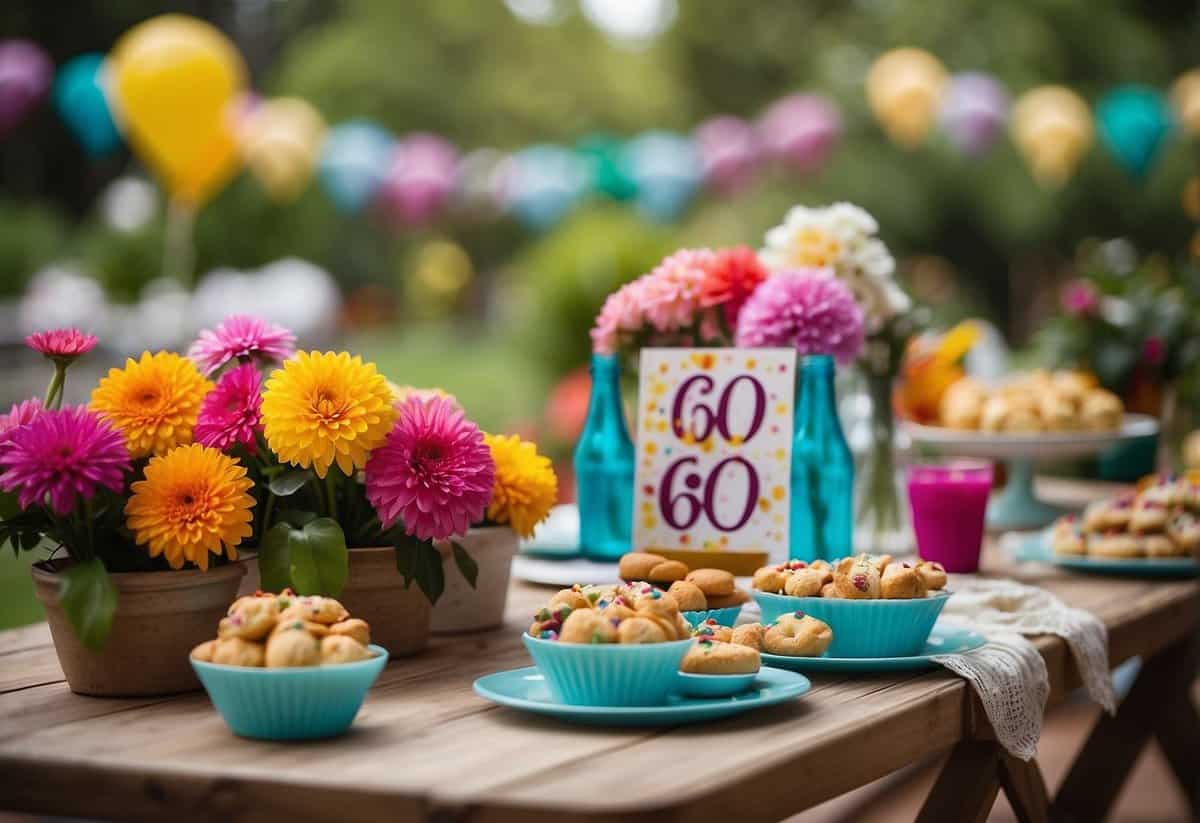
[110,15,246,207]
[1011,86,1093,187]
[866,48,948,148]
[239,97,326,201]
[1170,69,1200,136]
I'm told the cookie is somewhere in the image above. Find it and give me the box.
[529,602,576,639]
[280,596,349,625]
[212,636,266,667]
[782,567,825,597]
[218,596,280,641]
[693,619,734,644]
[685,568,735,598]
[320,635,373,664]
[549,587,592,611]
[752,565,791,593]
[328,618,370,646]
[1142,533,1186,558]
[666,580,708,612]
[190,639,217,662]
[1089,531,1143,559]
[1129,500,1169,534]
[763,612,833,657]
[618,616,670,644]
[880,562,928,599]
[730,623,765,651]
[558,609,618,644]
[271,618,330,638]
[265,626,322,668]
[1080,388,1122,430]
[819,582,839,598]
[705,589,750,609]
[618,552,688,584]
[680,639,760,674]
[1167,511,1200,554]
[808,559,834,583]
[1050,517,1086,556]
[834,556,881,599]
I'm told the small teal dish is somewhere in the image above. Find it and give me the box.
[191,644,388,740]
[475,665,810,726]
[760,625,987,673]
[753,590,951,658]
[682,605,743,629]
[676,670,757,698]
[522,634,693,706]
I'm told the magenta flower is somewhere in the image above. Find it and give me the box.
[365,396,495,542]
[0,398,42,446]
[1142,336,1166,366]
[25,328,98,364]
[0,406,130,516]
[735,269,865,364]
[188,315,297,377]
[1061,279,1100,317]
[195,363,264,453]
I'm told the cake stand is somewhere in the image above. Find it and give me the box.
[903,414,1159,529]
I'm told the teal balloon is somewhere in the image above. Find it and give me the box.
[1096,86,1173,178]
[318,120,395,214]
[621,131,701,222]
[576,134,637,201]
[507,144,589,230]
[54,54,121,156]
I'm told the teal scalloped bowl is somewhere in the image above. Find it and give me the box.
[192,644,388,740]
[522,634,693,706]
[753,591,951,658]
[682,605,743,629]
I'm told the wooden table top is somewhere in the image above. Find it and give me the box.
[1,481,1197,823]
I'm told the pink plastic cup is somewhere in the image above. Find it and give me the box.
[906,460,993,573]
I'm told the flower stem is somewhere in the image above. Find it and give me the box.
[259,493,276,537]
[324,472,339,521]
[43,364,66,410]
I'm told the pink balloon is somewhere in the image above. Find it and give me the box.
[694,115,760,194]
[378,133,460,226]
[939,73,1009,156]
[0,40,53,138]
[757,94,843,174]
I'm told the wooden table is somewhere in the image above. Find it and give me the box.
[1,495,1197,821]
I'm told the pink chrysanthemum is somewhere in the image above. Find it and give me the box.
[365,396,495,542]
[0,406,130,516]
[640,248,715,333]
[735,269,865,364]
[0,398,42,446]
[590,280,648,355]
[25,328,98,363]
[188,315,297,377]
[195,363,264,453]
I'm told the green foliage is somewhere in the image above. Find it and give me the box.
[258,517,349,596]
[59,558,117,651]
[393,532,445,605]
[0,199,68,297]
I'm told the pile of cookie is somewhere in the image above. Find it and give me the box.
[528,582,692,644]
[1052,475,1200,559]
[618,551,750,613]
[939,370,1123,432]
[191,590,374,668]
[752,555,948,599]
[681,613,835,671]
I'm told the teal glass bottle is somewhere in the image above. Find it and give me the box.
[789,354,854,561]
[574,353,635,560]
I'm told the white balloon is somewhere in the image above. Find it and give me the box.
[19,265,110,337]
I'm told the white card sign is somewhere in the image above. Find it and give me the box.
[633,348,796,558]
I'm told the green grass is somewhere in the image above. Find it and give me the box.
[0,551,44,630]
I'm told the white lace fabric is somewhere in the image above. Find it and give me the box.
[931,577,1116,760]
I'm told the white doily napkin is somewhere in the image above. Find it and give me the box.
[930,577,1117,760]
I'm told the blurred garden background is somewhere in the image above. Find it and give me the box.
[2,0,1200,628]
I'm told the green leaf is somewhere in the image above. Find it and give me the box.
[451,541,478,589]
[0,490,22,521]
[256,519,348,596]
[394,534,444,604]
[279,508,318,528]
[58,558,118,651]
[269,470,311,497]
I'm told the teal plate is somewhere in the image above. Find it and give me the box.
[1018,530,1199,578]
[759,625,987,673]
[474,665,810,726]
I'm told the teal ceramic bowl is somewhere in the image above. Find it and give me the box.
[522,634,694,706]
[753,591,951,658]
[676,670,758,698]
[192,644,388,740]
[682,605,743,629]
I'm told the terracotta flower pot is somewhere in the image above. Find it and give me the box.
[337,547,432,658]
[31,559,246,697]
[432,527,520,635]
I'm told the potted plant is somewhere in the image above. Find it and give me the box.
[2,328,259,696]
[432,432,558,634]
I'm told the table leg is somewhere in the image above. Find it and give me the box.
[997,751,1052,823]
[916,742,1053,823]
[1052,634,1200,823]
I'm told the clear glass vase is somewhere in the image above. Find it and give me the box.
[853,372,912,554]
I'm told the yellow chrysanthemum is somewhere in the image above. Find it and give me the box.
[90,351,212,458]
[484,433,557,538]
[125,444,255,571]
[261,351,395,478]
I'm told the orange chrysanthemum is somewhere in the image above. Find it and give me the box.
[125,444,255,570]
[484,433,558,538]
[90,351,212,458]
[261,351,396,478]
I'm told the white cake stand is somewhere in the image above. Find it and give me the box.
[903,414,1159,529]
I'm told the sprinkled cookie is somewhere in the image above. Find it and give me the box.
[279,596,349,626]
[328,618,371,647]
[666,580,707,612]
[320,635,373,664]
[782,567,825,597]
[265,627,322,668]
[834,556,882,599]
[730,623,765,651]
[558,609,619,644]
[212,636,266,667]
[880,562,928,599]
[914,560,947,590]
[763,612,833,657]
[680,638,760,675]
[219,596,280,641]
[617,616,670,644]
